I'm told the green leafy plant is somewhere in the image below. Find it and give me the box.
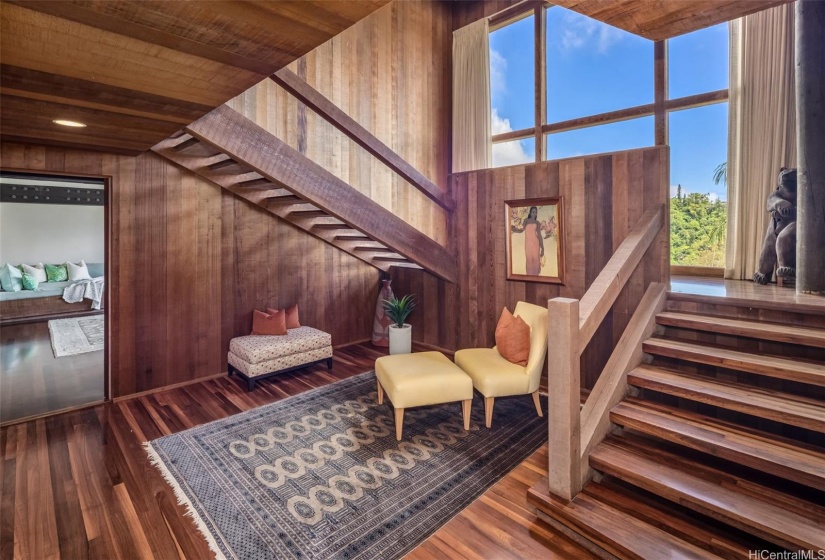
[383,295,416,328]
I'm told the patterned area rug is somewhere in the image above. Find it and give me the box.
[48,315,104,357]
[147,372,547,560]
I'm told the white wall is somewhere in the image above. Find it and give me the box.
[0,203,104,265]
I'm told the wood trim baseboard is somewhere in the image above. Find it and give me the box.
[411,340,456,356]
[112,372,226,402]
[0,399,106,428]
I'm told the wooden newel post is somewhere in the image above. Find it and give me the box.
[796,0,825,295]
[547,298,582,501]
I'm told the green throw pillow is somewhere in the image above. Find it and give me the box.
[21,272,39,291]
[0,263,23,292]
[45,263,68,282]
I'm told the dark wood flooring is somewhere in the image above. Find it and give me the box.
[0,318,105,425]
[0,342,591,560]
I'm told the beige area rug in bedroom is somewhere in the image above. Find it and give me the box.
[48,315,104,358]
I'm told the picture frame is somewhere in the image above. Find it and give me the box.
[504,197,565,284]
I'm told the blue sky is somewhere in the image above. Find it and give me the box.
[490,9,729,200]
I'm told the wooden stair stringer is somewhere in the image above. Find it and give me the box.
[152,135,407,274]
[153,106,456,281]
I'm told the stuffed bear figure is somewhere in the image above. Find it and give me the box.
[753,167,797,284]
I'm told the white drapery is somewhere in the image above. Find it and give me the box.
[452,19,492,173]
[725,4,797,280]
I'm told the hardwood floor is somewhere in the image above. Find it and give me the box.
[0,318,105,425]
[0,341,591,560]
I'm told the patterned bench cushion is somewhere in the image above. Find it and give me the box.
[229,326,332,364]
[228,346,332,377]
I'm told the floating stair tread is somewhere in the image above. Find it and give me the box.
[643,338,825,387]
[656,311,825,348]
[527,480,723,560]
[611,398,825,490]
[589,438,825,551]
[627,365,825,432]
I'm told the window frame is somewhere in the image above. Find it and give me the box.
[489,3,729,161]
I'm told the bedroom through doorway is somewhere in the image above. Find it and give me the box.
[0,170,109,425]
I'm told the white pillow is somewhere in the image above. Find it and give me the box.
[66,260,92,281]
[21,263,47,283]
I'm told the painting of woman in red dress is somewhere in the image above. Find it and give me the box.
[511,206,544,275]
[505,198,565,284]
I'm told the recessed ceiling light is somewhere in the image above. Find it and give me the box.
[52,119,86,128]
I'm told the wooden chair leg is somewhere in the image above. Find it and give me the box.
[484,397,494,428]
[377,379,384,405]
[532,390,543,418]
[394,407,404,440]
[461,399,472,431]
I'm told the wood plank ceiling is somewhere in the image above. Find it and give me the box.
[549,0,794,41]
[0,0,390,155]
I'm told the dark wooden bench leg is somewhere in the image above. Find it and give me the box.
[247,378,255,392]
[326,358,333,370]
[227,364,235,376]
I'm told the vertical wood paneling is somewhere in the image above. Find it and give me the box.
[392,147,670,389]
[226,0,452,246]
[1,142,379,399]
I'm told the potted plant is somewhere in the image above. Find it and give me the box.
[383,294,416,355]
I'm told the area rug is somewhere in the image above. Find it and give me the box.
[146,372,547,560]
[48,315,104,357]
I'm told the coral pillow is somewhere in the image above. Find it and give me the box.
[495,307,531,366]
[251,309,287,336]
[268,305,300,329]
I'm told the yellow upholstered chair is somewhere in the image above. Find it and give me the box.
[454,301,548,427]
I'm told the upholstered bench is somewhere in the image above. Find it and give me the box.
[228,326,333,391]
[375,351,473,440]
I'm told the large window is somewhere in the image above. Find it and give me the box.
[489,6,730,268]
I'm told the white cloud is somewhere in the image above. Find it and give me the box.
[490,48,507,97]
[491,108,533,167]
[559,13,623,55]
[670,185,725,202]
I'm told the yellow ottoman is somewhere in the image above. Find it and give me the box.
[375,351,474,440]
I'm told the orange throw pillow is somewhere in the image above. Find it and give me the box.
[495,307,531,366]
[252,309,287,336]
[266,305,300,329]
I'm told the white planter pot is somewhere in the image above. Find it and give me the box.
[388,324,412,355]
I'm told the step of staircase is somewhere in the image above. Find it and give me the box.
[611,398,825,490]
[589,436,825,551]
[627,365,825,432]
[656,311,825,348]
[643,338,825,387]
[528,479,727,559]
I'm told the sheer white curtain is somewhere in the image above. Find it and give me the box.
[725,4,797,280]
[452,19,492,173]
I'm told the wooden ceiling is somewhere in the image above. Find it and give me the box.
[551,0,793,41]
[0,0,390,155]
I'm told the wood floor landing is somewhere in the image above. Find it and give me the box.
[0,342,589,560]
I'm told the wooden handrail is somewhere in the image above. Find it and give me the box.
[546,204,665,502]
[271,69,455,212]
[577,205,664,353]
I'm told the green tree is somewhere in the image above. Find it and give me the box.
[670,192,727,267]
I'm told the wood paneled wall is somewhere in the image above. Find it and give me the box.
[392,147,670,388]
[226,0,453,245]
[1,142,379,398]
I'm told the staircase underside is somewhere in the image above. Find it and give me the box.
[531,286,825,558]
[152,106,457,282]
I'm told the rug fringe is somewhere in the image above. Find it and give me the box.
[144,442,229,560]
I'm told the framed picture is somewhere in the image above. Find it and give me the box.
[504,197,565,284]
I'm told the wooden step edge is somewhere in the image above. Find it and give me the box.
[611,400,825,491]
[655,311,825,348]
[585,481,754,558]
[627,366,825,433]
[527,481,723,560]
[642,338,825,387]
[589,439,825,551]
[666,290,825,317]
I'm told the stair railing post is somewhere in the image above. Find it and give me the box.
[547,297,582,501]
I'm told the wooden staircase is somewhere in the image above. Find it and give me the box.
[152,105,457,282]
[531,289,825,558]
